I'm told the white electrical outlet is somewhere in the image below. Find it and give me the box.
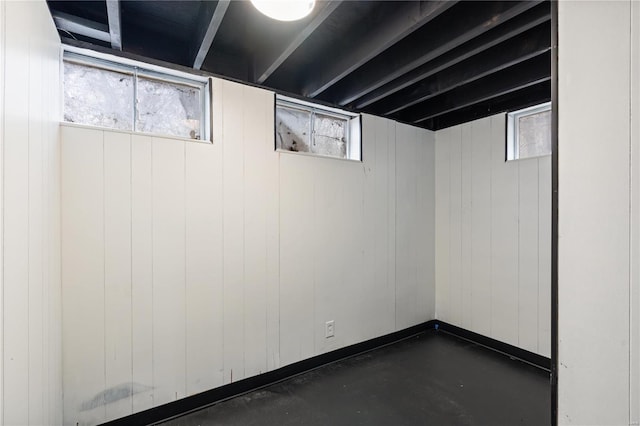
[325,320,335,338]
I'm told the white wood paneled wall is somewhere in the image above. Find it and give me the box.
[558,1,638,424]
[60,80,435,424]
[435,114,551,357]
[0,0,63,424]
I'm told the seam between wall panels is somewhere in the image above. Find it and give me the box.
[517,155,520,348]
[630,1,635,422]
[220,82,225,383]
[151,140,155,407]
[418,128,421,322]
[1,0,5,420]
[393,121,397,330]
[242,87,246,380]
[184,141,187,396]
[40,40,46,423]
[489,118,493,337]
[470,124,474,331]
[537,159,540,354]
[459,127,462,327]
[448,131,452,323]
[26,26,31,421]
[28,34,32,422]
[102,131,106,419]
[129,135,133,414]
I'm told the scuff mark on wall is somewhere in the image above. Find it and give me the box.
[80,383,153,411]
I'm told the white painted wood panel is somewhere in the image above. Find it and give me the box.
[490,114,519,346]
[0,2,5,419]
[435,129,450,321]
[368,116,395,336]
[632,2,640,423]
[537,155,551,358]
[263,94,280,372]
[460,124,473,329]
[130,135,154,412]
[342,161,368,342]
[434,113,551,356]
[104,132,133,419]
[470,118,492,336]
[28,28,45,426]
[279,153,316,366]
[448,126,463,326]
[43,4,63,423]
[243,85,271,376]
[518,158,539,353]
[1,2,63,422]
[359,115,379,342]
[4,2,31,421]
[151,138,186,405]
[387,119,398,330]
[221,81,246,383]
[418,128,436,320]
[313,159,348,353]
[61,126,106,425]
[185,141,224,395]
[558,2,631,424]
[396,123,420,329]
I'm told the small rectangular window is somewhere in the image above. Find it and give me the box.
[64,61,134,131]
[276,95,361,161]
[63,51,211,142]
[507,102,551,161]
[136,76,203,140]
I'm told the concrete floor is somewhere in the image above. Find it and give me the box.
[159,330,550,426]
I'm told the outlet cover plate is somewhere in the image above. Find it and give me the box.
[325,320,335,338]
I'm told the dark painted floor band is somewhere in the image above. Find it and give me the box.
[434,321,551,371]
[100,319,550,426]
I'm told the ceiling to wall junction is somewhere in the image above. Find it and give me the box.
[47,0,551,130]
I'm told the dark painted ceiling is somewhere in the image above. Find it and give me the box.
[46,0,551,130]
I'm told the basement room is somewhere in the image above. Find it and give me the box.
[0,0,638,425]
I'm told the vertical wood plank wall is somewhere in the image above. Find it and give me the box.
[558,1,638,424]
[435,114,551,357]
[1,0,63,424]
[60,81,436,424]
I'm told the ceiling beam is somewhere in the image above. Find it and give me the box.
[52,11,111,43]
[302,0,457,98]
[106,0,122,50]
[254,1,342,85]
[398,53,550,124]
[328,0,543,107]
[427,81,551,131]
[193,0,231,70]
[354,3,551,109]
[375,24,550,116]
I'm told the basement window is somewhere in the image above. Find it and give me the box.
[507,102,551,161]
[275,95,361,161]
[63,51,210,141]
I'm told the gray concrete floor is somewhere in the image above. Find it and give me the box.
[159,330,550,426]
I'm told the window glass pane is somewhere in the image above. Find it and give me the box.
[312,113,347,159]
[276,106,311,152]
[64,61,134,130]
[136,77,202,139]
[518,110,551,159]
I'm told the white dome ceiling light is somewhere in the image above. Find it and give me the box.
[250,0,316,22]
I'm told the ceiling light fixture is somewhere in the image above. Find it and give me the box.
[250,0,315,22]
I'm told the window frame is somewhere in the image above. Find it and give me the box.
[62,47,212,143]
[275,95,361,161]
[506,101,552,161]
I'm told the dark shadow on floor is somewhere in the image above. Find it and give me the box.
[159,330,550,426]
